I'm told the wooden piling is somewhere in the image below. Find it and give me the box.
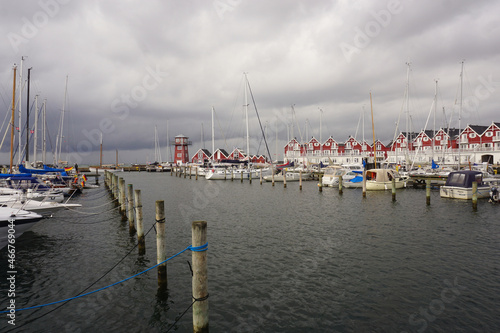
[156,200,167,286]
[134,189,145,254]
[119,178,126,215]
[391,177,396,202]
[249,170,252,184]
[127,184,135,234]
[240,170,243,183]
[190,166,192,179]
[318,174,323,192]
[192,220,209,333]
[299,170,302,191]
[196,166,198,180]
[338,175,343,195]
[472,181,478,211]
[362,170,366,198]
[184,166,187,178]
[272,171,275,186]
[283,171,287,188]
[260,169,263,185]
[426,179,431,205]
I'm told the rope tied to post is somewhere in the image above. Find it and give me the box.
[155,217,166,223]
[188,242,208,252]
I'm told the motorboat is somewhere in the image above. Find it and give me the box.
[365,168,406,191]
[0,207,44,249]
[440,170,490,200]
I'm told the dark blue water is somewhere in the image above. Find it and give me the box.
[1,172,499,332]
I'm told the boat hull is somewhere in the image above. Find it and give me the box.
[440,185,490,200]
[0,209,44,249]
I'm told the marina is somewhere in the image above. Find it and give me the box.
[1,171,499,332]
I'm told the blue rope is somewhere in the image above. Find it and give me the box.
[0,242,208,313]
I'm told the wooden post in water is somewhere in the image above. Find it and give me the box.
[119,178,126,215]
[240,170,243,183]
[272,170,275,186]
[391,177,396,202]
[260,169,263,185]
[190,166,192,179]
[184,166,187,178]
[134,189,145,254]
[196,166,198,180]
[426,179,431,205]
[472,181,478,211]
[156,200,167,286]
[338,175,343,195]
[192,220,209,333]
[127,184,135,234]
[299,170,302,191]
[283,171,287,188]
[170,166,173,176]
[249,170,252,184]
[318,174,323,192]
[362,170,367,198]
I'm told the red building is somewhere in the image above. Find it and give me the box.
[173,134,191,165]
[191,148,211,164]
[481,122,500,150]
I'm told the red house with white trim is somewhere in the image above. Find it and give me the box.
[191,148,211,163]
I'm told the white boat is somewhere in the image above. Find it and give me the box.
[263,171,311,182]
[0,207,44,249]
[365,168,406,190]
[205,168,230,180]
[343,170,364,188]
[0,196,82,215]
[440,170,490,200]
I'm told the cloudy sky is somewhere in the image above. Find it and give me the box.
[1,0,499,165]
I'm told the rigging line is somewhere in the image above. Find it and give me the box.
[245,74,272,162]
[64,204,121,215]
[5,223,159,332]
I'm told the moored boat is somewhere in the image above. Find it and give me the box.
[0,207,44,249]
[440,170,490,200]
[365,168,406,190]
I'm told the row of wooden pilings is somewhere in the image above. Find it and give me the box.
[170,166,481,210]
[103,170,209,333]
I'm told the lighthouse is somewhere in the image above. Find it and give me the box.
[173,134,191,165]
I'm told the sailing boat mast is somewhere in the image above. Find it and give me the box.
[17,57,25,165]
[10,65,17,173]
[56,75,68,166]
[42,99,46,164]
[244,73,250,156]
[370,92,377,168]
[99,132,103,168]
[211,106,215,155]
[25,67,32,164]
[33,95,39,163]
[458,60,464,169]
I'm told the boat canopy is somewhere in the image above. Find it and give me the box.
[444,170,483,188]
[366,169,396,182]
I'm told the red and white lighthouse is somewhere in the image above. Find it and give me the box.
[173,134,191,165]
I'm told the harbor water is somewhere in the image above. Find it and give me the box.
[1,172,500,332]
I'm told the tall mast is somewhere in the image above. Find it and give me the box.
[17,57,25,165]
[42,99,46,164]
[405,62,411,167]
[458,60,464,169]
[201,122,205,149]
[370,92,377,168]
[99,132,103,167]
[244,73,250,156]
[56,75,68,165]
[432,79,438,160]
[319,108,323,144]
[10,65,17,173]
[25,67,32,164]
[211,106,215,155]
[34,94,39,163]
